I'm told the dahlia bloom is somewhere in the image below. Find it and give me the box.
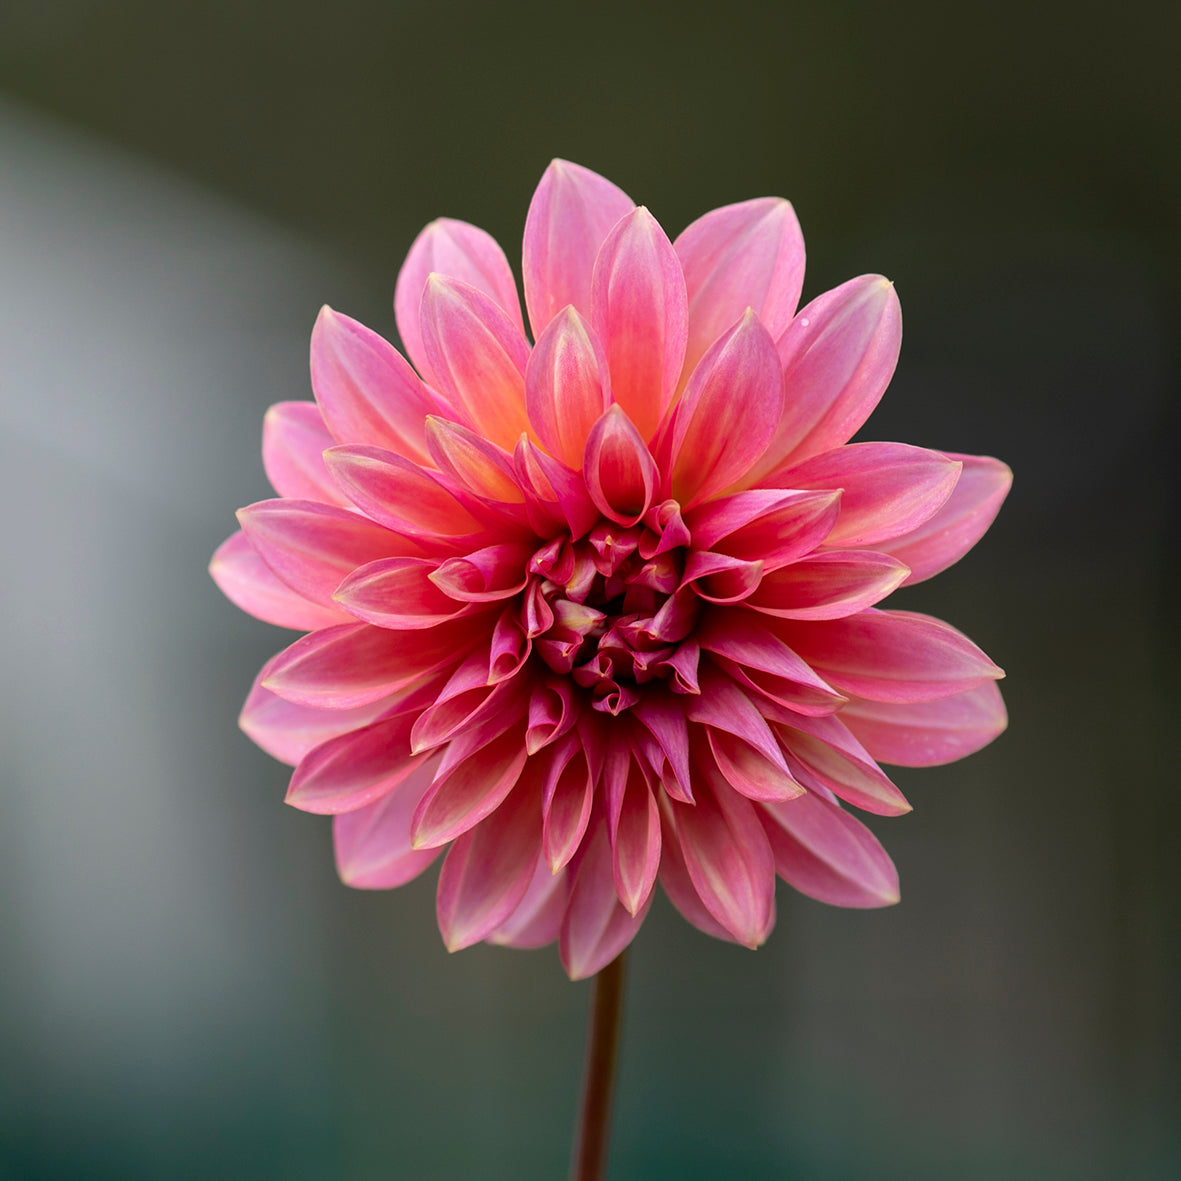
[211,160,1010,980]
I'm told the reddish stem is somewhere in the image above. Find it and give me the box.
[569,951,628,1181]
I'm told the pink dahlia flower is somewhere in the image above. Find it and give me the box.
[211,161,1010,980]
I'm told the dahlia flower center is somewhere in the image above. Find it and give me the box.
[526,518,700,715]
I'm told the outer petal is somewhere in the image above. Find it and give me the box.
[333,556,477,629]
[879,454,1013,585]
[394,218,525,385]
[525,306,611,468]
[664,310,784,507]
[286,707,428,814]
[762,442,961,547]
[748,276,902,480]
[239,676,404,766]
[236,499,420,608]
[210,531,351,631]
[696,609,847,717]
[771,609,1004,703]
[675,196,805,382]
[686,665,798,799]
[322,446,486,542]
[744,550,910,620]
[424,418,526,508]
[631,690,694,803]
[436,771,544,951]
[685,487,842,570]
[591,207,688,441]
[310,307,439,463]
[560,816,651,981]
[261,401,347,504]
[419,275,532,450]
[771,711,912,816]
[411,718,530,849]
[333,761,442,889]
[262,617,482,708]
[539,738,596,873]
[656,800,734,941]
[663,774,777,948]
[522,159,635,337]
[409,648,525,753]
[486,857,568,949]
[840,681,1008,767]
[604,749,661,916]
[759,793,900,908]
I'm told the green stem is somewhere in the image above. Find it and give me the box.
[570,950,628,1181]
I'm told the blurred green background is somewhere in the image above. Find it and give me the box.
[0,1,1177,1177]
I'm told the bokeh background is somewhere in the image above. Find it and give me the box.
[1,1,1177,1177]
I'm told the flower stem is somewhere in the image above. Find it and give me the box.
[570,950,628,1181]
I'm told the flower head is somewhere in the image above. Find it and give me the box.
[211,161,1010,979]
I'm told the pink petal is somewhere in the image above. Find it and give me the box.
[763,442,961,547]
[310,306,439,464]
[603,749,661,915]
[696,609,847,717]
[525,306,611,468]
[236,498,420,608]
[560,816,650,981]
[656,804,734,941]
[582,405,658,527]
[410,656,528,754]
[514,436,601,538]
[436,772,544,951]
[880,454,1013,585]
[840,681,1008,767]
[333,556,477,629]
[239,676,404,765]
[430,541,531,602]
[675,196,805,384]
[210,531,351,631]
[333,761,442,889]
[322,445,485,541]
[686,666,798,799]
[522,159,635,338]
[631,691,694,803]
[411,719,529,849]
[286,706,428,814]
[663,772,777,948]
[489,607,531,682]
[772,711,912,816]
[541,736,596,872]
[487,856,568,949]
[394,218,525,386]
[705,728,805,804]
[681,550,764,604]
[262,617,482,708]
[749,276,902,480]
[685,487,842,570]
[772,609,1005,703]
[664,311,784,507]
[591,207,688,441]
[424,418,526,507]
[261,401,347,504]
[759,793,900,908]
[526,676,581,754]
[419,275,532,450]
[744,550,910,620]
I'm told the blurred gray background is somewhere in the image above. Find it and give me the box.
[0,1,1177,1177]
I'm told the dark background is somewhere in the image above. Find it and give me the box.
[1,1,1177,1177]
